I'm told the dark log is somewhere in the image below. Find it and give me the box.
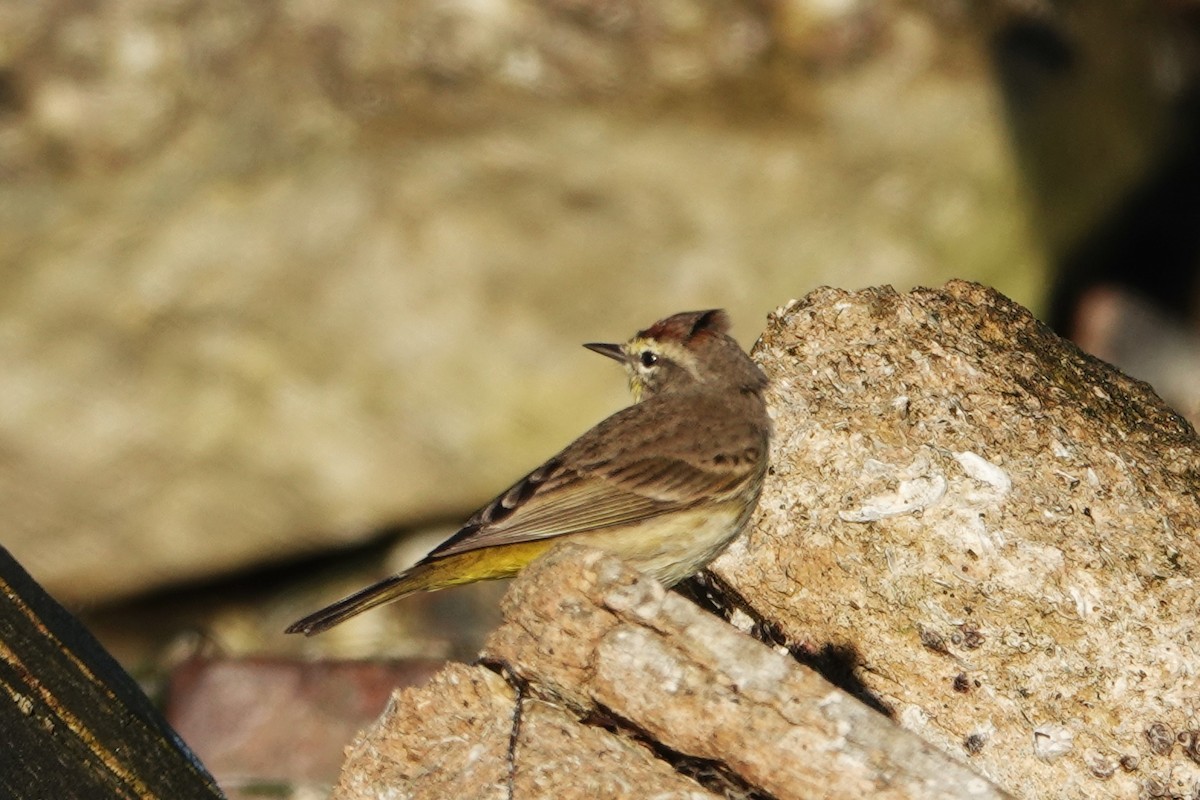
[0,546,223,799]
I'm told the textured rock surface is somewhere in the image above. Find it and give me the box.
[335,547,1010,800]
[334,660,722,800]
[331,282,1200,799]
[713,281,1200,798]
[0,2,1036,602]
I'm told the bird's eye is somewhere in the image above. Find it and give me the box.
[639,351,658,368]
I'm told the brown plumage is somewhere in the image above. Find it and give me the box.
[286,309,769,636]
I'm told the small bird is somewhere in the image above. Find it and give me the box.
[286,309,770,636]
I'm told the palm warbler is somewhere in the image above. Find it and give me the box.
[286,309,769,635]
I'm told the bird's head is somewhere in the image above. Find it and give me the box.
[585,309,766,402]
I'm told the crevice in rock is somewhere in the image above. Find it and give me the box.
[674,570,894,718]
[477,657,774,799]
[505,673,526,800]
[581,702,776,800]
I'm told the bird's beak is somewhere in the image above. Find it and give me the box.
[584,342,625,362]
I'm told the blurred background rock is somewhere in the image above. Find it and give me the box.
[997,1,1200,422]
[0,0,1032,636]
[2,0,1199,791]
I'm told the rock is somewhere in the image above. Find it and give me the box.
[333,660,725,800]
[332,282,1200,798]
[0,3,1037,604]
[712,281,1200,797]
[335,545,1010,800]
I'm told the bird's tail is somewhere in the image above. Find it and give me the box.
[285,569,423,636]
[284,540,555,636]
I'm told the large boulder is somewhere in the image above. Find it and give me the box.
[328,282,1200,798]
[0,4,1036,602]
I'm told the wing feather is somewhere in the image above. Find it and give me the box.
[429,396,764,559]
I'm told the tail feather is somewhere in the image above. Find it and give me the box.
[284,570,423,636]
[284,539,557,636]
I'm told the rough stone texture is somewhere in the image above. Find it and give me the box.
[0,1,1037,603]
[712,281,1200,798]
[334,665,515,800]
[336,547,1010,800]
[332,282,1200,799]
[333,661,720,800]
[486,545,1010,800]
